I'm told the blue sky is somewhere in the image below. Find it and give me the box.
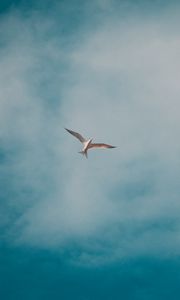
[1,0,180,299]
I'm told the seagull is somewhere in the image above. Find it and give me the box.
[65,128,116,158]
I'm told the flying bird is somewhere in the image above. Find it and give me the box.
[65,128,116,158]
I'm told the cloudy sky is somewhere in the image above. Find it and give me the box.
[1,0,180,299]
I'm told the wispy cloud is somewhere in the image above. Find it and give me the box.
[1,2,180,266]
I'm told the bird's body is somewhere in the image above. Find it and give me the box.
[65,128,116,158]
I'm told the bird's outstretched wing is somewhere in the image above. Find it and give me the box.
[88,143,116,149]
[65,128,86,143]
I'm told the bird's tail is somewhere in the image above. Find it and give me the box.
[79,151,88,159]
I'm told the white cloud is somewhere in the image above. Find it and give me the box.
[1,4,180,266]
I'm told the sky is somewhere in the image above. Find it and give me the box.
[0,0,180,299]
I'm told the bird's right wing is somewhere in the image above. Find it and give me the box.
[65,128,86,143]
[89,143,116,149]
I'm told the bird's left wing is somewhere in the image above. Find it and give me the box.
[88,143,116,149]
[65,128,86,143]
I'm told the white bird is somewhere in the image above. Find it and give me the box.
[65,128,116,158]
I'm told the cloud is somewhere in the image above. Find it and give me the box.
[1,3,180,266]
